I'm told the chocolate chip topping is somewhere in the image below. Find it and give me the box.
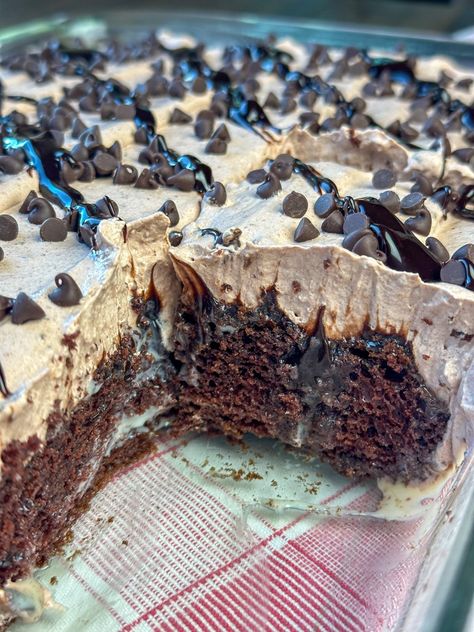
[0,215,19,241]
[426,236,450,264]
[194,117,214,140]
[0,156,23,175]
[11,292,45,324]
[18,191,38,214]
[263,92,279,109]
[282,191,308,218]
[379,190,400,214]
[256,173,282,199]
[294,217,319,243]
[169,108,192,124]
[48,273,83,307]
[169,231,183,247]
[452,244,474,263]
[108,141,122,162]
[78,161,96,182]
[157,200,179,227]
[452,148,474,164]
[400,192,425,214]
[113,164,138,185]
[410,173,433,196]
[71,116,87,139]
[440,260,467,286]
[167,169,195,192]
[314,193,337,218]
[205,138,227,155]
[372,169,397,189]
[212,124,231,142]
[192,76,207,94]
[404,208,432,236]
[270,154,294,181]
[39,217,68,242]
[204,182,227,206]
[169,78,186,99]
[352,232,387,262]
[27,198,56,225]
[134,168,159,189]
[321,210,344,234]
[0,295,14,321]
[246,169,266,184]
[92,152,119,177]
[343,213,370,235]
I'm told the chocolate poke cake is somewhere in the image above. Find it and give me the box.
[0,29,473,625]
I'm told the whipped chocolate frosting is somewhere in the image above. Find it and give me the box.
[0,31,473,479]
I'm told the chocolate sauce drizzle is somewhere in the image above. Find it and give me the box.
[292,157,442,283]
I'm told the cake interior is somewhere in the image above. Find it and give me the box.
[0,284,449,593]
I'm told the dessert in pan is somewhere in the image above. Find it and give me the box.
[0,29,473,625]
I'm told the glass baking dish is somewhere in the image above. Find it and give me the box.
[1,11,473,632]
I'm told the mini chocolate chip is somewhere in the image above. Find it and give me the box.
[247,169,267,184]
[379,190,400,214]
[11,292,45,324]
[294,217,319,243]
[212,123,231,142]
[194,117,214,140]
[0,215,19,241]
[423,116,445,138]
[270,154,294,181]
[372,169,397,189]
[70,143,89,162]
[93,152,119,176]
[299,111,319,128]
[169,231,183,246]
[116,103,135,120]
[410,173,433,196]
[80,125,102,150]
[78,161,95,182]
[452,148,474,164]
[314,193,337,218]
[342,228,373,251]
[426,236,450,263]
[71,117,87,138]
[351,113,370,129]
[204,182,227,206]
[321,209,344,234]
[400,192,425,215]
[320,117,341,132]
[167,169,195,192]
[113,164,138,185]
[343,213,370,235]
[299,91,317,108]
[108,141,122,161]
[19,191,38,214]
[400,122,419,142]
[79,95,97,113]
[134,168,159,189]
[282,191,308,218]
[0,295,13,320]
[61,158,83,184]
[256,172,281,199]
[452,244,474,264]
[168,78,186,99]
[280,97,297,115]
[0,156,23,175]
[440,260,467,286]
[263,92,279,109]
[192,76,207,94]
[48,273,83,307]
[40,217,67,242]
[100,101,116,120]
[169,108,193,124]
[404,208,432,236]
[157,200,179,227]
[134,127,149,144]
[205,138,227,155]
[352,233,387,262]
[95,196,119,219]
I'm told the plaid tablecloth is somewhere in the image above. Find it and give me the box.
[11,434,457,632]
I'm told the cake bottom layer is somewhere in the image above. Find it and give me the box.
[172,292,449,481]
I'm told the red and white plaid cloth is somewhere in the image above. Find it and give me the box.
[21,434,470,632]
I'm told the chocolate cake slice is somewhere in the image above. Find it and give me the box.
[0,29,473,626]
